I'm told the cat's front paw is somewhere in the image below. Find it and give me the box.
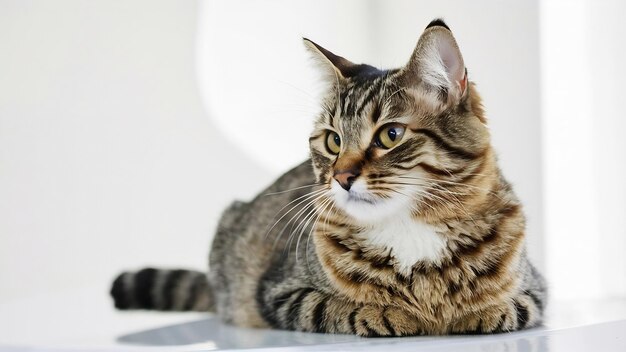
[449,303,517,334]
[451,295,542,334]
[352,306,421,337]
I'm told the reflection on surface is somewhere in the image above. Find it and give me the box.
[117,318,626,352]
[117,316,361,348]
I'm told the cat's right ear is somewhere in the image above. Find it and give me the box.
[302,38,358,84]
[401,19,468,104]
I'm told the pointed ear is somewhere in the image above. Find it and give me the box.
[402,19,468,101]
[303,38,360,83]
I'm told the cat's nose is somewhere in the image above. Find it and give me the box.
[333,169,361,191]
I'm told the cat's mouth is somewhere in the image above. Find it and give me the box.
[346,191,377,204]
[330,179,378,204]
[330,179,411,222]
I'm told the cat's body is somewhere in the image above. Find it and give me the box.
[111,19,546,336]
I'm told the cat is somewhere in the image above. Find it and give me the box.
[111,19,546,336]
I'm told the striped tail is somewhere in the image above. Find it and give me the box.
[110,268,214,312]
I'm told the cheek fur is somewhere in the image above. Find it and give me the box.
[310,147,334,183]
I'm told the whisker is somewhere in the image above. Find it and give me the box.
[292,195,327,253]
[291,203,320,260]
[281,196,320,244]
[421,182,478,226]
[296,196,332,263]
[412,188,458,216]
[262,183,324,196]
[397,175,502,199]
[306,198,337,271]
[388,188,433,216]
[275,191,329,253]
[263,188,328,240]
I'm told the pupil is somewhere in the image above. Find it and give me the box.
[388,128,397,141]
[334,134,341,145]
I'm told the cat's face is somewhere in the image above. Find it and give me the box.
[307,23,490,224]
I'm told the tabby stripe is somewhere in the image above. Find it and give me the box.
[458,157,487,184]
[348,250,395,277]
[348,307,360,334]
[311,295,327,332]
[382,309,397,336]
[391,154,427,170]
[395,163,418,171]
[287,288,315,328]
[411,128,481,160]
[329,102,338,126]
[183,273,205,311]
[457,318,484,334]
[448,281,462,295]
[472,255,504,277]
[524,290,543,311]
[369,250,393,268]
[387,139,422,161]
[110,273,131,309]
[134,268,157,308]
[318,221,347,232]
[494,313,507,332]
[395,271,413,285]
[355,83,381,117]
[370,102,382,123]
[370,171,395,178]
[417,162,456,176]
[161,269,186,309]
[308,133,324,142]
[515,301,529,329]
[456,224,498,257]
[345,269,370,284]
[323,219,346,228]
[362,320,382,337]
[340,90,351,116]
[325,235,352,253]
[500,204,520,217]
[394,154,420,166]
[272,289,301,311]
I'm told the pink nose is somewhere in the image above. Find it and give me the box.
[333,169,360,191]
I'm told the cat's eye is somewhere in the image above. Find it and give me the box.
[326,131,341,155]
[375,123,406,149]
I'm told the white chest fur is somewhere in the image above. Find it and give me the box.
[356,216,447,275]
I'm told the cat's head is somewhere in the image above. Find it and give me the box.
[306,19,492,224]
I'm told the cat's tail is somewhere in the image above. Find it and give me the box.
[110,268,214,312]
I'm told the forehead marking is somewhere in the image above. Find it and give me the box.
[354,79,383,117]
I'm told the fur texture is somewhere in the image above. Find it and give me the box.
[111,19,546,337]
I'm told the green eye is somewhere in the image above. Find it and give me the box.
[376,123,406,149]
[326,131,341,155]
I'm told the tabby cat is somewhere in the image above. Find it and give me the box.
[111,19,546,336]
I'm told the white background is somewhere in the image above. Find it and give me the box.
[0,0,624,312]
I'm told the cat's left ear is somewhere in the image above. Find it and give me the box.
[401,19,468,102]
[303,38,359,84]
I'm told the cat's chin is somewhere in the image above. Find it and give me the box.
[330,180,411,224]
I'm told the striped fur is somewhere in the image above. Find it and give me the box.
[111,19,546,336]
[111,268,214,312]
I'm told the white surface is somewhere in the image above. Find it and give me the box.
[1,285,625,351]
